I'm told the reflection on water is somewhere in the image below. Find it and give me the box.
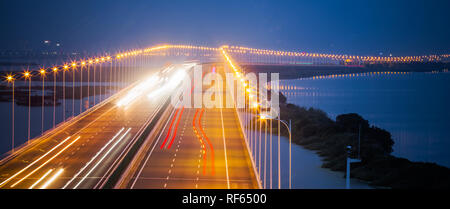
[0,94,109,156]
[279,72,450,167]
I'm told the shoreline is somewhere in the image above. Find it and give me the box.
[277,95,450,189]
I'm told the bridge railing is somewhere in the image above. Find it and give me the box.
[223,45,450,65]
[221,47,291,189]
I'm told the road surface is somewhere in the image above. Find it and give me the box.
[0,69,169,189]
[117,63,259,189]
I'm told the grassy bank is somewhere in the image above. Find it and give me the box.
[276,94,450,189]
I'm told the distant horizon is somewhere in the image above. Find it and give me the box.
[0,43,449,59]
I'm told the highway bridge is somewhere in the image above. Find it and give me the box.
[1,44,448,189]
[0,47,268,189]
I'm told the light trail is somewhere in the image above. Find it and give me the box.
[221,47,263,189]
[10,136,81,187]
[73,128,131,189]
[29,169,53,189]
[160,109,179,149]
[40,168,64,189]
[129,100,180,189]
[116,75,159,108]
[62,128,125,189]
[147,87,166,99]
[0,136,72,187]
[147,64,192,100]
[95,94,168,189]
[167,106,185,149]
[193,109,207,175]
[198,108,215,175]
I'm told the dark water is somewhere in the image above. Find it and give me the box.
[279,72,450,167]
[0,89,111,156]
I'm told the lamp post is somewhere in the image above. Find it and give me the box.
[39,69,46,135]
[93,59,98,105]
[252,102,258,162]
[52,67,57,128]
[108,56,112,98]
[264,118,267,189]
[100,57,104,102]
[80,61,86,113]
[259,114,291,189]
[270,118,272,189]
[23,71,32,144]
[116,55,121,92]
[6,75,15,153]
[88,59,93,108]
[71,63,76,117]
[63,64,68,121]
[258,114,262,175]
[346,145,361,189]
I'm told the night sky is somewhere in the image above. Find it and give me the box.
[1,0,449,56]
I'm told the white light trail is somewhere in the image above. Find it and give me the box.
[73,128,131,189]
[29,169,53,189]
[62,128,125,189]
[147,63,194,100]
[40,168,64,189]
[10,136,81,187]
[0,136,72,187]
[116,75,159,108]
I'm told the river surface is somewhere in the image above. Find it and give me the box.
[0,86,115,156]
[279,71,450,167]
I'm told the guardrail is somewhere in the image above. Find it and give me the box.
[221,60,263,189]
[103,93,171,188]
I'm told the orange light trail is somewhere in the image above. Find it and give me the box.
[193,109,207,175]
[160,108,179,149]
[198,108,215,175]
[167,106,185,149]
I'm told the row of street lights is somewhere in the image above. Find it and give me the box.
[224,45,447,63]
[1,44,231,157]
[221,47,292,189]
[2,51,143,154]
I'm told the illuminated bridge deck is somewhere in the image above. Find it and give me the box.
[0,73,167,189]
[117,64,259,189]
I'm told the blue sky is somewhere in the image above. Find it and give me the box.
[1,0,449,56]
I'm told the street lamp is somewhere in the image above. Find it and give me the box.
[256,115,268,189]
[63,64,69,121]
[116,55,121,92]
[6,74,15,152]
[71,62,76,117]
[346,145,361,189]
[80,61,86,113]
[259,114,292,189]
[100,57,104,102]
[23,71,32,144]
[52,67,58,128]
[94,58,99,105]
[39,68,46,135]
[88,59,93,108]
[105,56,113,97]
